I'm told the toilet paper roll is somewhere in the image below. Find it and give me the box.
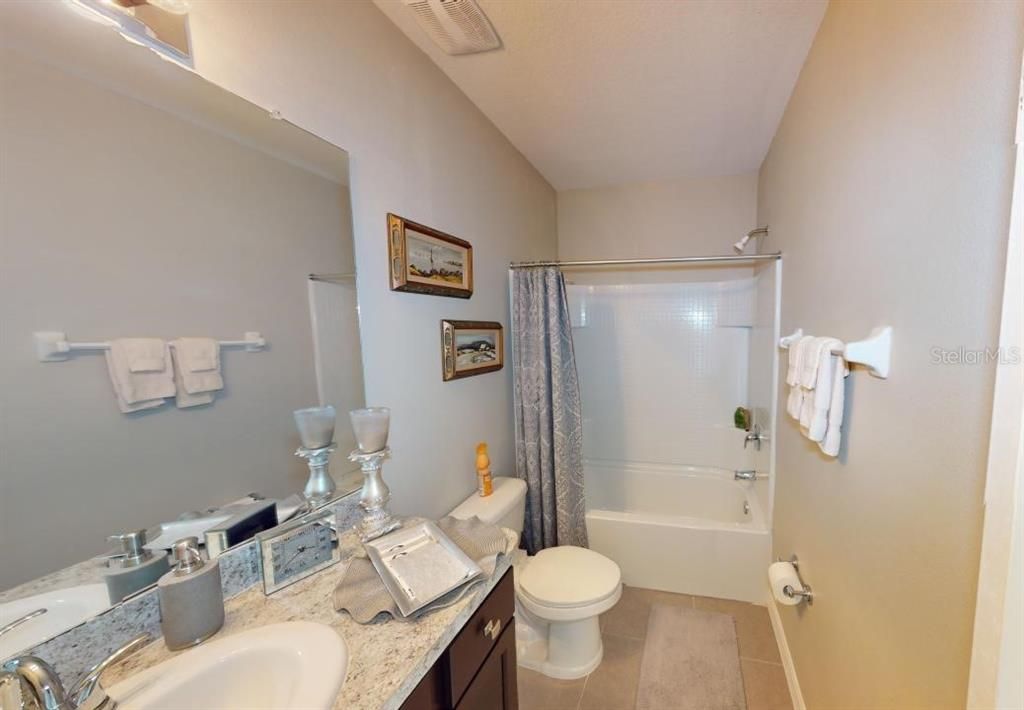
[769,561,803,606]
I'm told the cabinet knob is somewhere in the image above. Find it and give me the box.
[483,618,501,640]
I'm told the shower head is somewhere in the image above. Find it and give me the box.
[734,227,769,254]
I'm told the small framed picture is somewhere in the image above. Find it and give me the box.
[441,320,504,381]
[388,213,473,299]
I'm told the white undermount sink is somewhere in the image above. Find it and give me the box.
[106,621,347,710]
[0,584,110,659]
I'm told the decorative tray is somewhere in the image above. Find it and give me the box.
[364,521,483,617]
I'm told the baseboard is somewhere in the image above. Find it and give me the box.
[767,598,806,710]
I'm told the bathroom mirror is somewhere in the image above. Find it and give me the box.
[0,3,364,655]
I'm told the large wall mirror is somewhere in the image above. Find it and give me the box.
[0,3,364,658]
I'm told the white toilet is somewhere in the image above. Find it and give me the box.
[450,477,622,680]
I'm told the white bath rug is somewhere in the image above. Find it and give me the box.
[636,604,747,710]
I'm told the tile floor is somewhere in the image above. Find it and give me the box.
[517,585,793,710]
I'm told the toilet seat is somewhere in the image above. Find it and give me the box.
[517,546,622,622]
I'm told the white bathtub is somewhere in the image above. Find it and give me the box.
[585,460,770,603]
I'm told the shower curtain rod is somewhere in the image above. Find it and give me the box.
[508,252,782,269]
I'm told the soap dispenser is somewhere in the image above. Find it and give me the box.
[104,529,170,604]
[158,537,224,650]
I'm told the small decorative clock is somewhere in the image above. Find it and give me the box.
[256,506,341,594]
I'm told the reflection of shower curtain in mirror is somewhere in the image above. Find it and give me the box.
[511,266,587,553]
[308,277,365,474]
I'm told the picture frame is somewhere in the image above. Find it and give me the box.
[441,320,504,381]
[388,213,473,299]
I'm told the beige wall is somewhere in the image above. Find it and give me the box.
[0,50,355,588]
[757,1,1023,707]
[557,173,758,260]
[184,1,558,519]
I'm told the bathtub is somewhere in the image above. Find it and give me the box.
[584,460,770,603]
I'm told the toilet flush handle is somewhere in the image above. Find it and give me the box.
[483,618,502,640]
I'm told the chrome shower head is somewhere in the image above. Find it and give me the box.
[734,227,769,254]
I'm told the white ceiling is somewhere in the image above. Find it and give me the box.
[373,0,826,190]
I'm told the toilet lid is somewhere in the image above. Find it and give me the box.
[518,546,621,609]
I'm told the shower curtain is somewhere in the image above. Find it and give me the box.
[510,266,588,553]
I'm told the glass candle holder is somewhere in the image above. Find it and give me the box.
[293,406,336,450]
[349,407,390,454]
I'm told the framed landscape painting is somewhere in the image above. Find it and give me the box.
[388,213,473,299]
[441,320,504,381]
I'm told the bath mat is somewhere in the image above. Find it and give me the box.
[636,604,747,710]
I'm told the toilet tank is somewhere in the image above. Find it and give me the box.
[449,477,527,536]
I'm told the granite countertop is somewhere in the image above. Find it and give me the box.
[104,527,516,710]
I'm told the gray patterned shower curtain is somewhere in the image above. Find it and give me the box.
[510,266,588,553]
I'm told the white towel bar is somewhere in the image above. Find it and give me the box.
[779,326,892,379]
[33,331,266,362]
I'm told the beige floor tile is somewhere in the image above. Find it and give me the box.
[693,596,782,663]
[600,585,694,640]
[741,659,793,710]
[578,634,646,710]
[518,668,586,710]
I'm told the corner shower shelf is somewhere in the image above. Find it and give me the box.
[779,326,892,379]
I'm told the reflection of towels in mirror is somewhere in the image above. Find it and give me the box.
[105,338,175,413]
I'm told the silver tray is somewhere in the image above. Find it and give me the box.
[364,521,483,617]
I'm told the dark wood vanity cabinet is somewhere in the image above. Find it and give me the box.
[402,568,518,710]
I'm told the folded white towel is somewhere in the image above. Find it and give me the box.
[120,338,168,373]
[105,339,175,413]
[819,354,850,457]
[786,335,814,420]
[171,338,223,395]
[170,346,214,408]
[807,338,843,442]
[799,338,829,430]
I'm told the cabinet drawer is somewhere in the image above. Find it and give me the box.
[447,568,515,707]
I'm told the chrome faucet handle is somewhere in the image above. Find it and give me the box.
[69,633,151,710]
[1,656,67,710]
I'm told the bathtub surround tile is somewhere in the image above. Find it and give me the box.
[694,596,782,664]
[740,659,793,710]
[578,633,645,709]
[517,668,586,709]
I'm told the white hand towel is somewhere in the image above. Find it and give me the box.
[786,336,815,419]
[819,355,850,457]
[121,338,168,373]
[105,339,175,413]
[807,338,843,442]
[799,337,828,431]
[171,338,224,395]
[170,346,214,408]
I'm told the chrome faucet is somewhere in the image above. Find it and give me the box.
[743,424,768,451]
[0,633,149,710]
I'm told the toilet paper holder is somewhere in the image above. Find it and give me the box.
[777,555,814,605]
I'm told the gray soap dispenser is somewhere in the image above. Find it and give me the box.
[104,529,170,604]
[158,537,225,650]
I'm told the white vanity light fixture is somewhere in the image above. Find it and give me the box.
[348,407,402,541]
[63,0,194,69]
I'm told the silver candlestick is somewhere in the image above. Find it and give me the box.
[296,442,338,508]
[348,447,401,541]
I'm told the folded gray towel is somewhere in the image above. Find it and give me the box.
[333,516,515,624]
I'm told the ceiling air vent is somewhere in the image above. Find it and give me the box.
[402,0,501,55]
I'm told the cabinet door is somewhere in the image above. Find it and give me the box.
[455,621,518,710]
